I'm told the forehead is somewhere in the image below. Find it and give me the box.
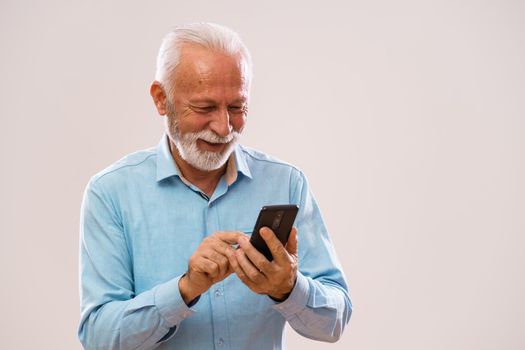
[173,43,249,96]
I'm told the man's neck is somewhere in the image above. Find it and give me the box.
[169,141,226,197]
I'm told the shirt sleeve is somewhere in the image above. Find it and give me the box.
[271,169,353,342]
[78,179,196,350]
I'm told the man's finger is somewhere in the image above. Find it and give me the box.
[235,248,266,285]
[195,257,220,278]
[204,250,230,277]
[237,235,274,275]
[227,249,247,279]
[260,227,289,265]
[285,227,298,256]
[211,232,244,256]
[228,252,263,293]
[214,231,245,244]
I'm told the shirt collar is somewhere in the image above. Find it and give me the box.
[156,134,252,183]
[233,142,252,180]
[156,134,180,182]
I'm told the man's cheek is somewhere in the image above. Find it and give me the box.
[232,119,246,133]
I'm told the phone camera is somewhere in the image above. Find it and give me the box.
[272,211,284,230]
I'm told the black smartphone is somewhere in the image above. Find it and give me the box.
[249,204,299,261]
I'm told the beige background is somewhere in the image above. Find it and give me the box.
[1,0,524,349]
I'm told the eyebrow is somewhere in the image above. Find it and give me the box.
[189,98,215,105]
[189,97,247,105]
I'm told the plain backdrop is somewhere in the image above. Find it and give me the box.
[1,0,524,349]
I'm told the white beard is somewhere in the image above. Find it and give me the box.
[165,114,240,172]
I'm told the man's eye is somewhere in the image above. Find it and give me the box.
[228,106,245,113]
[192,106,215,113]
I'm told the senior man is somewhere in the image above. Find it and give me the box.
[79,23,352,349]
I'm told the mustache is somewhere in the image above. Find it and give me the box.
[166,113,241,147]
[188,129,239,144]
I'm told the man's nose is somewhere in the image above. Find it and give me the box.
[209,108,233,137]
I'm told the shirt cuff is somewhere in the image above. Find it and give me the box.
[271,271,310,319]
[154,275,198,327]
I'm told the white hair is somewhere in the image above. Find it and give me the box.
[155,22,253,95]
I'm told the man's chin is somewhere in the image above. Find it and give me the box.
[189,156,228,171]
[187,146,235,171]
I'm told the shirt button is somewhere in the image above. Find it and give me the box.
[218,337,224,346]
[214,288,223,297]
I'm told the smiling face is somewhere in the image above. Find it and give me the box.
[160,43,250,171]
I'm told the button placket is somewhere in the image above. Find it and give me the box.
[207,203,229,349]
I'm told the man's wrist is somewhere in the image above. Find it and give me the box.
[269,276,297,302]
[269,292,291,302]
[178,273,201,306]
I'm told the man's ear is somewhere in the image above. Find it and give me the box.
[150,81,168,116]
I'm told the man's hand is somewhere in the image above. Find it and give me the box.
[227,227,298,301]
[179,232,243,304]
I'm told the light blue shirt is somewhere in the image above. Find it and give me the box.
[79,135,352,350]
